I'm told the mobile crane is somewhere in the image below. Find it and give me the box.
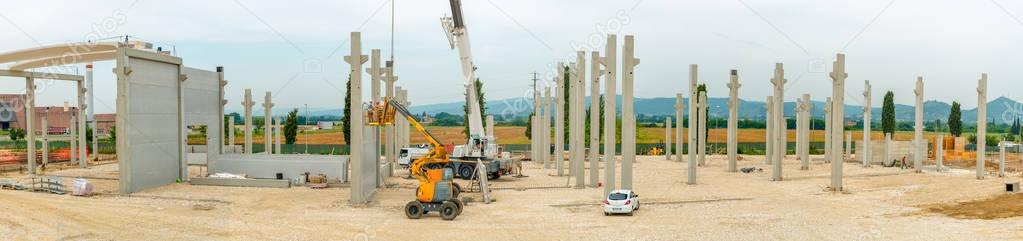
[441,0,512,180]
[369,98,463,220]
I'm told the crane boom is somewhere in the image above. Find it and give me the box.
[442,0,491,158]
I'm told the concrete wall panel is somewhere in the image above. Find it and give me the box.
[117,51,185,194]
[215,154,348,180]
[182,67,222,169]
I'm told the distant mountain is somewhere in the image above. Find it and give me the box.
[407,95,1023,124]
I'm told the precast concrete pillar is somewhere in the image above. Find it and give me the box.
[726,70,740,172]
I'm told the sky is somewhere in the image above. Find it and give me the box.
[0,0,1021,114]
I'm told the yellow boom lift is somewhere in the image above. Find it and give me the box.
[369,98,463,220]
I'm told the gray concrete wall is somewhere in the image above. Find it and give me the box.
[855,140,914,165]
[183,67,223,171]
[215,154,348,181]
[116,49,185,194]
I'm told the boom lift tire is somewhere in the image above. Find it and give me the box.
[440,201,460,220]
[405,201,424,219]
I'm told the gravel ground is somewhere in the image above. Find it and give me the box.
[1,155,1022,240]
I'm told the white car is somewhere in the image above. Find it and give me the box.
[602,189,640,216]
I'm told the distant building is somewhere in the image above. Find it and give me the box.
[317,121,335,130]
[0,94,116,135]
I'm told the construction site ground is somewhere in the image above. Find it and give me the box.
[1,155,1022,240]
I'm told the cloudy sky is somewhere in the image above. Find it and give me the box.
[0,0,1021,114]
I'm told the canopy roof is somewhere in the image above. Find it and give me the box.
[0,41,155,70]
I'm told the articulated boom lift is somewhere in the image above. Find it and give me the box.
[369,98,463,220]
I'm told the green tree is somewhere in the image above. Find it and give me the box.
[341,75,351,144]
[882,91,895,135]
[284,109,299,144]
[109,126,116,143]
[8,128,24,141]
[948,101,962,137]
[462,78,487,136]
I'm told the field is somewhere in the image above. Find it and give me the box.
[2,155,1022,240]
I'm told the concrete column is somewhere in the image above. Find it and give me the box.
[771,63,786,181]
[621,35,638,190]
[936,135,943,172]
[228,116,236,148]
[675,93,684,162]
[603,34,618,195]
[999,139,1006,177]
[846,132,852,162]
[345,32,369,205]
[698,92,707,168]
[544,87,552,168]
[77,79,87,166]
[589,51,602,187]
[688,65,698,168]
[765,96,773,165]
[242,89,254,154]
[555,63,565,176]
[824,97,832,163]
[829,54,847,191]
[862,80,872,167]
[532,75,541,164]
[87,64,97,163]
[574,52,587,189]
[884,133,892,165]
[70,111,77,167]
[275,117,282,154]
[914,77,924,172]
[976,74,987,180]
[665,117,672,160]
[796,96,803,163]
[263,92,273,154]
[384,60,397,174]
[799,94,810,170]
[25,77,35,174]
[369,49,381,103]
[41,111,48,166]
[727,70,740,172]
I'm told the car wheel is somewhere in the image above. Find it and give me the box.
[451,182,462,198]
[604,212,610,216]
[440,201,459,221]
[405,201,424,219]
[459,166,474,180]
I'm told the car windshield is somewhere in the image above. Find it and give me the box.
[608,193,628,200]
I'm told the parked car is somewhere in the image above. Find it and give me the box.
[602,189,640,216]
